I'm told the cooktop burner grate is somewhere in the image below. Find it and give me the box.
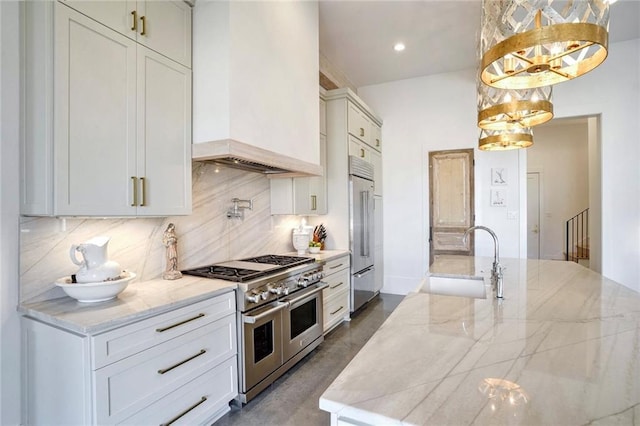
[181,255,315,283]
[240,254,314,267]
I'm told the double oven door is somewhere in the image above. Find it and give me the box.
[241,283,326,393]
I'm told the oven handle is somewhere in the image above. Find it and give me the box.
[242,302,287,324]
[282,282,328,308]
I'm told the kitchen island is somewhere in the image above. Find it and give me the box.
[320,256,640,425]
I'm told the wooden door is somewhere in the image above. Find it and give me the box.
[429,149,474,265]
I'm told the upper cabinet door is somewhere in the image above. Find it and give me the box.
[60,0,134,35]
[54,4,138,216]
[59,0,191,67]
[137,1,192,67]
[136,47,192,216]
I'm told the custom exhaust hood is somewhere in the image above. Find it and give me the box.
[191,2,321,178]
[192,139,323,177]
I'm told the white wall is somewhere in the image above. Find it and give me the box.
[358,70,524,295]
[359,38,640,294]
[1,1,22,424]
[528,121,589,260]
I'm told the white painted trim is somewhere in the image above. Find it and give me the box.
[1,1,24,423]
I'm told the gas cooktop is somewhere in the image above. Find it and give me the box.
[182,254,315,283]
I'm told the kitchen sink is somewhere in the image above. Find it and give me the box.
[417,273,487,299]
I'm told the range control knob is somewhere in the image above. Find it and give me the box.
[246,292,261,303]
[298,274,311,287]
[269,286,282,295]
[260,291,269,300]
[282,286,290,295]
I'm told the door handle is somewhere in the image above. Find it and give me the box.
[243,302,287,324]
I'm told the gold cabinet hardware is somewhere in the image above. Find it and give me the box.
[159,396,207,426]
[311,195,317,211]
[330,306,344,315]
[131,176,138,206]
[376,138,380,147]
[140,177,146,206]
[155,313,205,332]
[157,349,206,375]
[359,127,365,137]
[360,148,365,158]
[329,263,344,270]
[329,281,344,290]
[140,15,146,36]
[131,10,137,32]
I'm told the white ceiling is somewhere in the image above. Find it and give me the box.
[319,0,640,88]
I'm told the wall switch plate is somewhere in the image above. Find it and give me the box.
[507,211,518,220]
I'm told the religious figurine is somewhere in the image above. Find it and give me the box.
[162,223,182,280]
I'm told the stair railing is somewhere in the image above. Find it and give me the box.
[565,208,589,262]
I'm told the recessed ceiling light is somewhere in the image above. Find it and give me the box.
[393,42,405,52]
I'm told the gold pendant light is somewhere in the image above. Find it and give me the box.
[480,0,610,89]
[478,83,553,130]
[479,127,534,151]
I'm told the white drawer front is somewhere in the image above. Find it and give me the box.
[121,356,238,426]
[93,292,235,368]
[324,256,350,275]
[323,268,350,301]
[95,313,236,424]
[323,288,349,333]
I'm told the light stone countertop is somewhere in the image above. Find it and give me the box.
[18,251,349,335]
[283,249,350,263]
[19,275,236,335]
[320,256,640,425]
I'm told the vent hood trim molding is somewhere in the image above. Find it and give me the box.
[192,139,323,177]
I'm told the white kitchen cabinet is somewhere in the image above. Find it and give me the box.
[60,0,192,67]
[323,88,383,250]
[22,2,191,216]
[322,255,351,333]
[271,92,328,215]
[23,292,238,425]
[348,135,371,162]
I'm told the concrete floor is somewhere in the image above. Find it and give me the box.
[215,293,405,426]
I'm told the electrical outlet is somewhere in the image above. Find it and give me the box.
[507,211,518,220]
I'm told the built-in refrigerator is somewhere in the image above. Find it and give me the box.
[349,156,376,312]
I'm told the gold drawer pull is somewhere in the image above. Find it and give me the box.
[159,396,207,426]
[376,138,380,147]
[155,313,205,333]
[329,263,344,270]
[131,10,137,32]
[360,148,365,158]
[131,176,138,206]
[140,15,147,36]
[330,306,344,315]
[157,349,206,375]
[329,281,344,290]
[359,127,365,137]
[311,195,317,211]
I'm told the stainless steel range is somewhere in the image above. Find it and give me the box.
[183,254,326,403]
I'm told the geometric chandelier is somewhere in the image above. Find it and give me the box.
[477,83,553,130]
[480,0,610,89]
[478,126,534,151]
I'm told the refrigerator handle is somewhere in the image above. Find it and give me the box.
[361,190,370,257]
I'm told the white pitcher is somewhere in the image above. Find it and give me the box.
[69,236,121,283]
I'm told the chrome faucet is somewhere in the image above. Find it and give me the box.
[463,225,504,298]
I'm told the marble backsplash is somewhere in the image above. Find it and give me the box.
[20,162,305,304]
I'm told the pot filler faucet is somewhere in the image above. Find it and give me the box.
[463,226,504,299]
